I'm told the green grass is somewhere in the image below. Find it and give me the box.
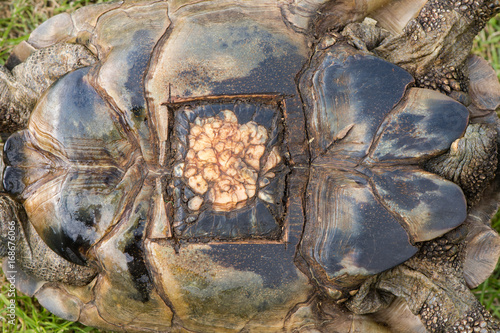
[471,16,500,317]
[474,209,500,318]
[473,16,500,78]
[0,0,499,331]
[0,0,108,64]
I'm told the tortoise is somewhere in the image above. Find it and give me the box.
[1,0,500,331]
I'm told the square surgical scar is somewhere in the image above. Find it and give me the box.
[168,99,288,242]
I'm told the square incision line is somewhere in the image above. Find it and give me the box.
[166,97,289,243]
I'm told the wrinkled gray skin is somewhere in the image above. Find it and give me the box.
[0,0,500,332]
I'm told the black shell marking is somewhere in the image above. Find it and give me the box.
[299,44,469,290]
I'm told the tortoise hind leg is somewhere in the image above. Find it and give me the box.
[0,194,97,286]
[348,225,500,332]
[405,227,499,332]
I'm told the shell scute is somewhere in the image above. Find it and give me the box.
[371,168,467,242]
[302,44,414,159]
[3,66,143,264]
[90,181,174,331]
[27,67,134,165]
[302,167,418,282]
[370,88,469,162]
[146,4,310,102]
[93,2,170,163]
[300,44,469,291]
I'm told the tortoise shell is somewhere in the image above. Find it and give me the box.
[3,0,469,331]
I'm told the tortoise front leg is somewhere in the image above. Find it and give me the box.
[0,66,33,140]
[0,43,96,139]
[0,194,97,286]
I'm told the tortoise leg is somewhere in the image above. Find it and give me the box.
[0,66,33,139]
[0,194,97,286]
[424,50,500,207]
[374,0,500,95]
[403,226,499,332]
[425,123,498,206]
[0,43,96,138]
[348,225,500,332]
